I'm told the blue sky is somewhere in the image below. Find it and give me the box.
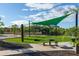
[0,3,79,28]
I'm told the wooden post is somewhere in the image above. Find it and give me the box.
[21,24,24,42]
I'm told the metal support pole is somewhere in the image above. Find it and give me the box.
[56,26,57,36]
[35,25,37,35]
[29,20,31,37]
[75,11,78,37]
[75,11,79,54]
[21,24,24,42]
[48,25,51,35]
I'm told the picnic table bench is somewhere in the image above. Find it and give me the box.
[43,38,58,46]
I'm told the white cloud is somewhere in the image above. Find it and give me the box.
[24,8,66,22]
[22,9,29,11]
[64,5,77,11]
[23,4,78,28]
[56,5,77,14]
[24,4,76,23]
[25,3,56,10]
[25,12,46,22]
[0,15,5,18]
[11,20,28,25]
[23,3,65,22]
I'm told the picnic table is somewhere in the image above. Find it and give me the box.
[43,38,58,46]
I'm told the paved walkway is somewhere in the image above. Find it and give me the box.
[0,43,76,56]
[0,49,35,56]
[0,34,21,40]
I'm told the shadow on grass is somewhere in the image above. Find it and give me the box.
[0,41,33,50]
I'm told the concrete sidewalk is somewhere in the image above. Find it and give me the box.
[0,49,36,56]
[0,43,75,56]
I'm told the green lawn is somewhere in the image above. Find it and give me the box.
[5,35,73,44]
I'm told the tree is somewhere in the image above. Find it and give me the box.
[11,24,18,35]
[0,19,4,34]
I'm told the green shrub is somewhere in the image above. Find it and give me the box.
[34,39,40,41]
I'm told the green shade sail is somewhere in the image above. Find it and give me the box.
[32,14,71,26]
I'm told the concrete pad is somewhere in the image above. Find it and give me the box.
[0,42,75,56]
